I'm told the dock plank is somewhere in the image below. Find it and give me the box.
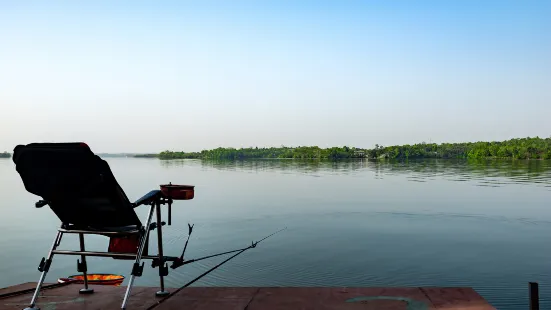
[421,287,496,309]
[0,284,157,310]
[0,283,38,297]
[247,287,433,310]
[0,283,57,298]
[155,287,259,310]
[0,283,496,310]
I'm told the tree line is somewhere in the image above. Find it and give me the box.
[153,137,551,160]
[0,152,11,158]
[134,154,160,158]
[158,146,365,160]
[368,137,551,160]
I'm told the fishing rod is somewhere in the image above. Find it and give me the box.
[178,229,282,288]
[170,226,286,269]
[148,227,287,310]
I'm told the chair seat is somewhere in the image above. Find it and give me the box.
[60,224,141,235]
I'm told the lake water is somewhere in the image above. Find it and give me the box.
[1,157,551,309]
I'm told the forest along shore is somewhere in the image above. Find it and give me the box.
[3,137,550,161]
[148,137,551,160]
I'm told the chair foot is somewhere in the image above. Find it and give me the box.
[155,290,170,297]
[79,288,94,294]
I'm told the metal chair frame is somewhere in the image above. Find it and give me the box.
[23,192,179,310]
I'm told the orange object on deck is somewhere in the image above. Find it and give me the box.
[57,274,125,286]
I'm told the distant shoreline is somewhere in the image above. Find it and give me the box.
[3,137,550,161]
[146,137,551,161]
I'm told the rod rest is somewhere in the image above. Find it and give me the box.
[170,258,185,269]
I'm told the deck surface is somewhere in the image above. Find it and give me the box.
[0,282,496,309]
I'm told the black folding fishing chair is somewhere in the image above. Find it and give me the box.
[12,142,194,310]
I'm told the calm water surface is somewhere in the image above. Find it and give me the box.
[1,158,551,309]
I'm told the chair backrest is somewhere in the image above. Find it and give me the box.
[13,142,142,228]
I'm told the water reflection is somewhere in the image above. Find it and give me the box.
[159,158,551,189]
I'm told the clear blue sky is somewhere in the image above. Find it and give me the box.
[1,0,550,153]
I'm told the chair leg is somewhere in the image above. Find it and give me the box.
[121,205,156,310]
[23,231,63,310]
[155,201,169,297]
[78,233,94,294]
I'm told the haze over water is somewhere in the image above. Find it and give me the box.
[1,157,551,309]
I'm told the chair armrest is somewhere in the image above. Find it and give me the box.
[35,200,49,208]
[133,190,162,207]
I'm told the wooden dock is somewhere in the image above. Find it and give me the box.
[0,282,496,309]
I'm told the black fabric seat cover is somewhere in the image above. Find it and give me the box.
[13,142,142,228]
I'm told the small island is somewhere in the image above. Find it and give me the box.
[0,152,11,158]
[150,137,551,161]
